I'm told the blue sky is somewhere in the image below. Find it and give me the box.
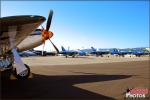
[1,1,149,51]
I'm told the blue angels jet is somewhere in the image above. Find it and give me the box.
[0,10,59,79]
[110,48,149,57]
[110,48,131,57]
[130,48,149,57]
[59,46,86,58]
[91,47,110,57]
[19,50,37,57]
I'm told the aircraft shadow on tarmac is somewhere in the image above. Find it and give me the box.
[1,73,132,100]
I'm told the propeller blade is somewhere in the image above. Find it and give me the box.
[42,44,45,56]
[49,39,59,53]
[41,25,44,30]
[46,10,53,31]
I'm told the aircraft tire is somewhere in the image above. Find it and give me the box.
[13,64,30,80]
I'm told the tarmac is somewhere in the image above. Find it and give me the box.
[0,56,150,100]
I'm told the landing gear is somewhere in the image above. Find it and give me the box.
[11,48,31,80]
[13,64,30,80]
[72,55,75,58]
[65,55,68,58]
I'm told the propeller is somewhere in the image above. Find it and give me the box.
[49,39,59,53]
[46,10,53,31]
[41,10,59,55]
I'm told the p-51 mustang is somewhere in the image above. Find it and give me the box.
[0,10,59,79]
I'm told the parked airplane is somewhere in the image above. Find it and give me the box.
[59,46,78,58]
[19,50,37,57]
[110,48,131,57]
[91,47,110,57]
[32,50,47,56]
[0,10,59,79]
[131,48,149,57]
[59,46,86,58]
[110,48,150,57]
[77,49,86,56]
[31,49,57,56]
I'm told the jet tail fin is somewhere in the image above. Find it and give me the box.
[61,46,66,51]
[91,47,96,51]
[114,48,119,52]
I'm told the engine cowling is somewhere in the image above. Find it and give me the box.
[17,31,43,52]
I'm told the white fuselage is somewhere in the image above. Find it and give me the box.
[17,34,43,52]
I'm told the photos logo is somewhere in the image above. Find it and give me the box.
[125,88,149,99]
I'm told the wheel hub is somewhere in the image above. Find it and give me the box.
[18,69,28,77]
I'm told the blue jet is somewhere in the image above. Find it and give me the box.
[91,47,110,57]
[19,50,37,57]
[110,48,132,57]
[60,46,86,58]
[131,48,149,57]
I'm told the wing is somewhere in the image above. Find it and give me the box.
[0,15,45,54]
